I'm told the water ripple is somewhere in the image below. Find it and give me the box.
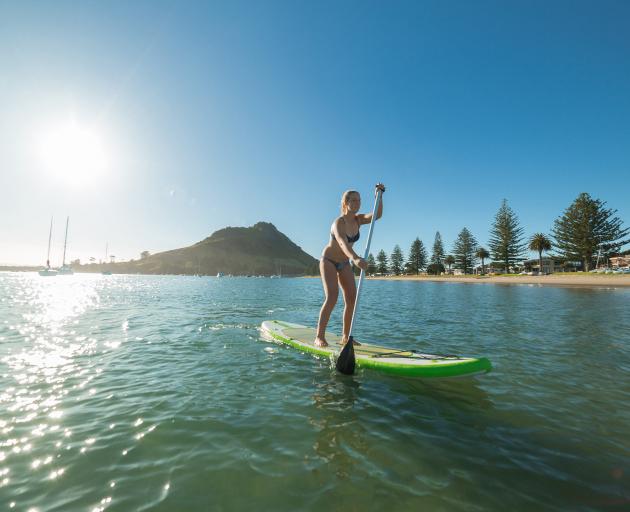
[0,273,628,511]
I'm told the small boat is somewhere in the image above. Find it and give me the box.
[57,217,74,275]
[39,217,58,276]
[216,272,224,278]
[102,243,112,275]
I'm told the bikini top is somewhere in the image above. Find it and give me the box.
[330,217,360,244]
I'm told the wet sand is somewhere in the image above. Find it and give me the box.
[368,273,630,288]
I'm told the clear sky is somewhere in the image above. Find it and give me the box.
[1,0,629,266]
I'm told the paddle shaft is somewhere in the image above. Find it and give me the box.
[348,188,382,340]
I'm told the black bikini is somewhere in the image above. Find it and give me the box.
[330,216,360,244]
[323,217,360,272]
[323,257,351,272]
[330,230,360,244]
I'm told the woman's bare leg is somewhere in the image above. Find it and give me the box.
[338,264,360,345]
[315,259,339,347]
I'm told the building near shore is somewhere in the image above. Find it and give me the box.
[522,258,556,274]
[610,256,630,268]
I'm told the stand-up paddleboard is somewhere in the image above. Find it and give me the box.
[261,320,492,379]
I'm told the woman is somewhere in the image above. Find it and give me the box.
[314,183,385,347]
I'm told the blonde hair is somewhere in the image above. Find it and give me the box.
[340,190,360,215]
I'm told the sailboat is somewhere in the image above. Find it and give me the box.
[38,217,58,276]
[57,216,74,275]
[102,243,112,275]
[270,263,281,278]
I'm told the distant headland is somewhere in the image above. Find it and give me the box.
[2,222,319,277]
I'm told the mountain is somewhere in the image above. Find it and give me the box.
[84,222,318,276]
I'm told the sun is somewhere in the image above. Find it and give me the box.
[39,120,107,186]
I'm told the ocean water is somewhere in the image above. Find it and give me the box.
[0,272,628,511]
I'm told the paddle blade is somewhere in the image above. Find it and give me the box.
[336,337,356,375]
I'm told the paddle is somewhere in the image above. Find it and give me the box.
[336,186,383,375]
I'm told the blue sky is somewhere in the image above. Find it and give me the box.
[1,0,629,265]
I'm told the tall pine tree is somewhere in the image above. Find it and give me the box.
[453,228,478,274]
[390,245,404,275]
[376,250,389,274]
[367,253,377,274]
[406,238,427,275]
[431,232,445,265]
[552,193,629,271]
[489,199,526,274]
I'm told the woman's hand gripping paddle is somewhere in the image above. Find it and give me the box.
[336,186,383,375]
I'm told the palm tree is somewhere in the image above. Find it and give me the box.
[475,247,490,275]
[529,233,552,274]
[444,255,455,274]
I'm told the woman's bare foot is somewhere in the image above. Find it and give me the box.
[341,336,361,346]
[314,337,329,347]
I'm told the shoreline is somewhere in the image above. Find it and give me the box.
[366,273,630,288]
[3,269,629,288]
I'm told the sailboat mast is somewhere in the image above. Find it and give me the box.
[46,216,53,267]
[62,216,69,266]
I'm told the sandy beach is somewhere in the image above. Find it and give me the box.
[368,273,630,288]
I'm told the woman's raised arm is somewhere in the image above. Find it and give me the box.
[357,183,385,225]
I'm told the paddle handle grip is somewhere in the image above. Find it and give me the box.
[348,188,382,339]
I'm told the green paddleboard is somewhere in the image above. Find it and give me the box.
[260,320,492,379]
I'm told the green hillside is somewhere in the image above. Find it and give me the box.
[83,222,318,276]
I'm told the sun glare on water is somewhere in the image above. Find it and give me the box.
[39,120,108,186]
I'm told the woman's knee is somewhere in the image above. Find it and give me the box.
[323,294,338,309]
[342,293,356,308]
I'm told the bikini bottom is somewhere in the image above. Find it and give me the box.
[322,257,351,273]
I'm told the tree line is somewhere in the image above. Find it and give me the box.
[366,192,629,275]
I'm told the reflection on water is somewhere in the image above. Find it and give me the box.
[310,378,361,479]
[0,272,629,511]
[2,276,99,481]
[0,274,167,511]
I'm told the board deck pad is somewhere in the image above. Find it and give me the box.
[261,320,492,379]
[283,328,418,358]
